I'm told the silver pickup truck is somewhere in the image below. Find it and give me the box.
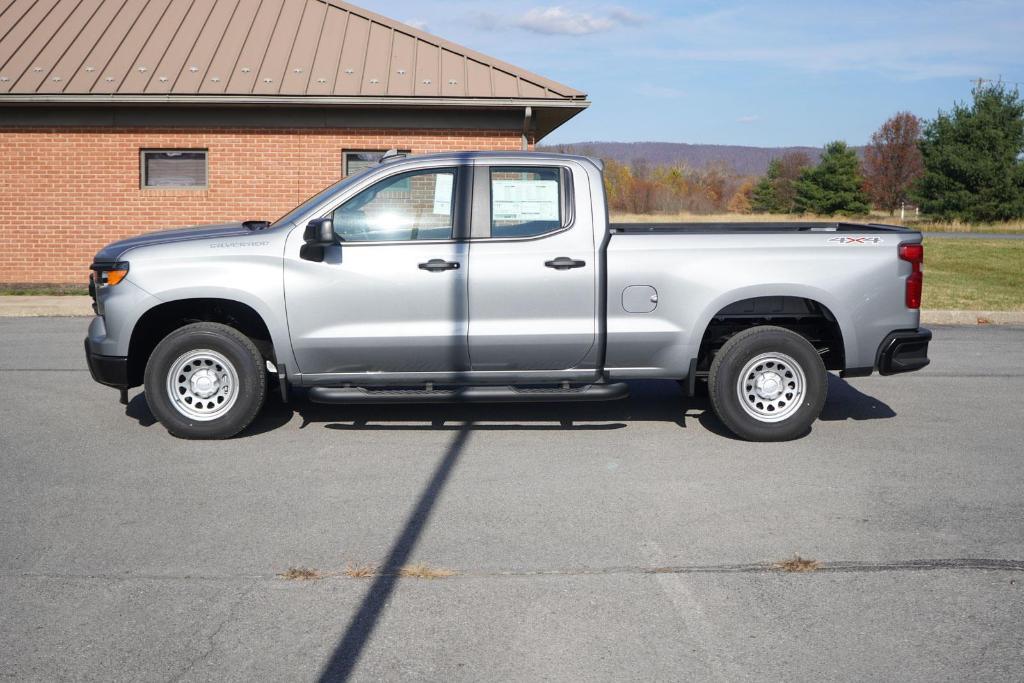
[85,151,930,441]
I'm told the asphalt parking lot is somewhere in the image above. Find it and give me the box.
[1,318,1022,681]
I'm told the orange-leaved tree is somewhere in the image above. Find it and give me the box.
[863,112,924,215]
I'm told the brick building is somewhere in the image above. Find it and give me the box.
[0,0,588,284]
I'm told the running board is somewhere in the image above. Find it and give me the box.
[307,383,629,405]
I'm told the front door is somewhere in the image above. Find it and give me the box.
[284,167,470,379]
[467,164,597,372]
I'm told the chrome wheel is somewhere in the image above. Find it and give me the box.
[166,349,239,421]
[736,352,805,423]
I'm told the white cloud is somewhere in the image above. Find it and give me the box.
[403,18,429,31]
[510,6,644,35]
[737,115,760,124]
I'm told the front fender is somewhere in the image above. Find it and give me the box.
[86,279,162,357]
[116,231,295,372]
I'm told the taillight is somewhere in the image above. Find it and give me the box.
[899,243,924,309]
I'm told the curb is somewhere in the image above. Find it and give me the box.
[920,310,1024,325]
[0,296,1022,325]
[0,296,93,317]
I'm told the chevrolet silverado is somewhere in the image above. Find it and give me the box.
[85,151,931,441]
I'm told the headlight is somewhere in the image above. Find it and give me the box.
[90,261,130,287]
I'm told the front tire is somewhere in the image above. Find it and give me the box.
[144,322,267,439]
[708,326,827,442]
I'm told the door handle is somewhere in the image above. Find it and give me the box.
[545,257,586,270]
[418,259,461,272]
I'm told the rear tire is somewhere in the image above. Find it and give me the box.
[708,326,827,442]
[144,322,266,439]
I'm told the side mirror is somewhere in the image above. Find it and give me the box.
[303,218,338,246]
[300,218,339,263]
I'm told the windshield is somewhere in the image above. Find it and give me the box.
[270,166,379,229]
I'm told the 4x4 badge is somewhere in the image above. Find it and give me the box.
[828,236,883,244]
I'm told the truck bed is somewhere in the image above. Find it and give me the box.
[610,222,916,235]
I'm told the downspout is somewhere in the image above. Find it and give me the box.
[521,106,533,150]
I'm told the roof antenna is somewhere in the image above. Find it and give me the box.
[380,149,406,163]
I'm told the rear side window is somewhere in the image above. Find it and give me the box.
[141,150,207,189]
[490,167,563,238]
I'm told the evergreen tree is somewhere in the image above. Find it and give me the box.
[794,141,871,215]
[914,82,1024,221]
[750,153,810,214]
[750,160,783,213]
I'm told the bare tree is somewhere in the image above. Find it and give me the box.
[863,112,925,215]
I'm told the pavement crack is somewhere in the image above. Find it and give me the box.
[166,579,257,683]
[806,558,1024,573]
[0,572,268,582]
[457,558,1024,577]
[4,559,1022,586]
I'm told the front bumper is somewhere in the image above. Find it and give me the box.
[877,328,932,376]
[84,338,129,389]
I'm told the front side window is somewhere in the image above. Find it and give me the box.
[331,169,456,242]
[141,150,207,188]
[490,167,562,238]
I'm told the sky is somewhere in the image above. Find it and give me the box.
[355,0,1024,148]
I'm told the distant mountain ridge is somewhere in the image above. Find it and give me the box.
[538,141,835,176]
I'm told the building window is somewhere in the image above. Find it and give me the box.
[343,150,410,177]
[141,150,208,189]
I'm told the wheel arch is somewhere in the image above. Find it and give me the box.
[693,288,853,373]
[126,297,278,387]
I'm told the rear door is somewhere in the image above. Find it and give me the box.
[466,163,597,371]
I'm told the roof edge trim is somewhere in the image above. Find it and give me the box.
[0,94,591,109]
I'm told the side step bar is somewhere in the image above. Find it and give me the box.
[307,383,630,405]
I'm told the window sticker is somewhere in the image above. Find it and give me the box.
[433,173,454,215]
[492,180,559,222]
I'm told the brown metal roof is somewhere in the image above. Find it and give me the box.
[0,0,587,101]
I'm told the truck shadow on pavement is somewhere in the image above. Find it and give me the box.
[819,374,898,421]
[124,375,897,438]
[697,374,898,439]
